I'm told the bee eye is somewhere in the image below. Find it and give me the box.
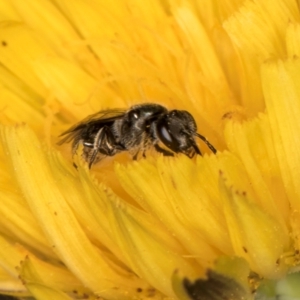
[158,124,173,145]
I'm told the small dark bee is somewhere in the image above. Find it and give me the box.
[58,103,217,168]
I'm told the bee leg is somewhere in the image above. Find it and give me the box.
[154,144,174,156]
[88,128,106,168]
[186,151,196,158]
[182,148,198,159]
[71,137,82,156]
[132,150,140,160]
[131,146,147,160]
[189,140,202,157]
[88,150,99,169]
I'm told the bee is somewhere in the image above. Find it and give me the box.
[58,103,217,168]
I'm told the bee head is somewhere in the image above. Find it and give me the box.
[156,110,197,153]
[156,110,217,155]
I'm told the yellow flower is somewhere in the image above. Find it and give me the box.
[0,0,300,299]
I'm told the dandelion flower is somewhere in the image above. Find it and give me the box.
[0,0,299,299]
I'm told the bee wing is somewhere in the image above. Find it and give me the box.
[58,108,126,145]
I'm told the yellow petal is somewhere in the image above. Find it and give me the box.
[262,59,300,211]
[0,22,51,96]
[9,0,95,65]
[22,284,73,300]
[0,2,20,21]
[117,152,279,270]
[0,231,37,280]
[173,4,232,107]
[48,149,128,265]
[115,156,222,268]
[0,234,95,297]
[20,255,96,299]
[10,0,77,41]
[224,114,290,228]
[224,0,299,113]
[78,163,199,297]
[0,188,56,260]
[224,0,298,59]
[0,266,28,297]
[286,22,300,57]
[0,85,43,129]
[220,175,289,278]
[0,124,156,300]
[77,163,132,266]
[33,56,100,119]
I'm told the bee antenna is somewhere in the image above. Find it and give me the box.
[193,132,217,154]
